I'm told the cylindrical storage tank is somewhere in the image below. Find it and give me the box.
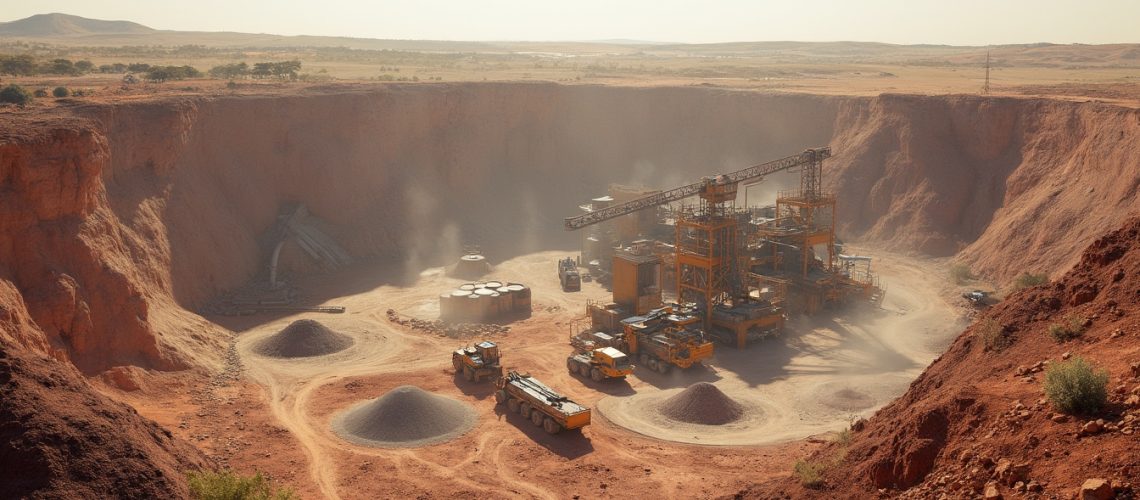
[496,286,513,312]
[487,291,503,317]
[474,287,496,320]
[473,281,487,289]
[439,293,453,322]
[459,283,476,292]
[507,284,531,314]
[465,293,482,323]
[485,280,504,289]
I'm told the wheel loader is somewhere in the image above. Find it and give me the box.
[452,340,502,382]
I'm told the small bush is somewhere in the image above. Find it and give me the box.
[52,86,69,97]
[33,88,49,97]
[949,263,975,285]
[1048,314,1086,342]
[793,459,824,489]
[1012,272,1048,291]
[0,84,32,105]
[187,470,294,500]
[834,428,853,447]
[978,317,1012,352]
[1044,356,1108,414]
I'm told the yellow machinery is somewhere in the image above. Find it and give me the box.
[495,371,591,434]
[565,148,886,346]
[612,243,663,315]
[621,306,714,373]
[567,346,633,382]
[451,341,503,382]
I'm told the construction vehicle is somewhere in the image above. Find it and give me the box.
[452,341,502,382]
[495,371,591,434]
[962,290,991,307]
[558,257,581,291]
[567,332,633,381]
[620,305,714,374]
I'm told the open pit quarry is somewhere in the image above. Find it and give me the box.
[2,83,1140,499]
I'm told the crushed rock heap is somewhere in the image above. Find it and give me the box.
[253,319,353,358]
[333,385,476,448]
[659,382,745,425]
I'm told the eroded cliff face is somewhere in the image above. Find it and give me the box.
[0,83,1136,375]
[828,94,1140,281]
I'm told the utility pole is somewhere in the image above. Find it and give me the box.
[982,51,991,95]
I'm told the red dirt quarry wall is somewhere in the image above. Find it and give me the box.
[1,84,1137,377]
[828,94,1140,282]
[0,343,213,498]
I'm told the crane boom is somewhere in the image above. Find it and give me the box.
[564,147,831,231]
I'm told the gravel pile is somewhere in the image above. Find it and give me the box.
[333,385,476,448]
[827,388,874,411]
[658,382,744,425]
[253,319,353,358]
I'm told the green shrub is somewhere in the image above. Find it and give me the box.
[1044,356,1108,414]
[33,88,49,98]
[52,86,69,98]
[834,428,853,447]
[793,459,824,489]
[1012,272,1048,291]
[0,84,32,105]
[1048,314,1086,342]
[187,470,294,500]
[949,263,975,285]
[978,318,1012,352]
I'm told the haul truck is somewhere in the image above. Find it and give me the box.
[568,332,633,382]
[558,257,581,291]
[621,306,714,374]
[495,371,591,434]
[452,341,502,382]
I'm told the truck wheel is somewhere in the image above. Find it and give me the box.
[590,367,603,382]
[464,367,475,382]
[520,403,531,418]
[543,417,561,434]
[507,398,520,413]
[495,390,508,404]
[531,410,545,427]
[452,358,462,371]
[639,353,649,366]
[567,358,576,374]
[579,364,591,377]
[657,362,669,374]
[645,358,657,372]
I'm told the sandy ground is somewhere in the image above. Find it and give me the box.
[599,252,967,445]
[128,248,964,498]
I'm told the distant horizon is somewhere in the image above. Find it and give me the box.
[2,0,1138,46]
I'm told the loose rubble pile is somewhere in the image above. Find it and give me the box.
[333,385,476,448]
[386,309,509,338]
[253,319,353,358]
[658,382,745,425]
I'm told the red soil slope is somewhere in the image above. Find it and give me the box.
[0,343,212,498]
[740,216,1140,498]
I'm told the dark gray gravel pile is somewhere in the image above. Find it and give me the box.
[658,382,744,425]
[253,319,353,358]
[333,385,476,448]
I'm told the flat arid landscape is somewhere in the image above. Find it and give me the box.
[2,8,1140,500]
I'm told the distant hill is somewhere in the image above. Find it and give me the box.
[0,13,154,36]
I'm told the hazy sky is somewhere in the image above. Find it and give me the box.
[7,0,1138,45]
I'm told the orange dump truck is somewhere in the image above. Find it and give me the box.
[495,371,591,434]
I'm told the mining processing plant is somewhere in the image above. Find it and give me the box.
[567,147,885,349]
